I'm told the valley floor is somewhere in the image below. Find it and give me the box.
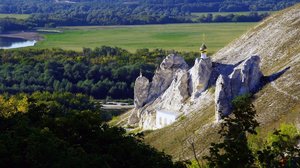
[35,23,257,52]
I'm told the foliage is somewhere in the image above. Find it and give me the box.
[0,18,29,33]
[1,0,299,15]
[204,95,300,168]
[204,94,259,168]
[188,160,207,168]
[196,12,269,23]
[0,0,299,30]
[257,124,300,168]
[0,92,187,168]
[0,47,158,99]
[0,47,205,99]
[266,123,300,145]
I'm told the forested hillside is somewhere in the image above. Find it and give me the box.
[0,0,299,30]
[1,0,300,14]
[0,47,198,99]
[0,92,186,168]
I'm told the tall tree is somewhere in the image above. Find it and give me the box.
[204,94,259,168]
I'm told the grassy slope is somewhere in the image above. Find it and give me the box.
[144,102,218,160]
[143,4,300,160]
[35,23,255,53]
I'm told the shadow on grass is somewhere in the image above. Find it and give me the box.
[253,66,291,94]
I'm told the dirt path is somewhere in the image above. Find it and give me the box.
[271,81,299,101]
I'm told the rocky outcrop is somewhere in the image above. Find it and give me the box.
[215,75,232,121]
[215,55,263,121]
[229,55,262,96]
[134,75,150,109]
[147,54,189,102]
[158,69,190,110]
[130,52,263,128]
[129,75,150,125]
[189,58,213,99]
[129,54,189,126]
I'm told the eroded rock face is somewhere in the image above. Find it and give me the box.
[129,54,189,126]
[215,55,262,121]
[215,75,232,122]
[241,55,262,93]
[230,55,262,95]
[189,58,213,99]
[134,75,150,109]
[130,54,263,129]
[147,54,189,102]
[129,75,150,125]
[159,69,190,111]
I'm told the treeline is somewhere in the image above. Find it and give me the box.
[0,12,269,33]
[0,92,187,168]
[196,12,269,23]
[0,18,32,33]
[1,0,299,14]
[0,0,299,30]
[0,47,199,99]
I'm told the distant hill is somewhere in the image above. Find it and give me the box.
[1,0,300,14]
[142,3,300,159]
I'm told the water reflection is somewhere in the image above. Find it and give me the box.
[0,37,37,49]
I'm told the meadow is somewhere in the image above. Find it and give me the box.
[36,23,257,53]
[0,14,30,19]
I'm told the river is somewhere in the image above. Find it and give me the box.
[0,37,37,49]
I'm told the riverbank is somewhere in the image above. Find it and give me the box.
[0,31,43,41]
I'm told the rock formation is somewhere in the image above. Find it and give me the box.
[215,55,262,121]
[189,57,213,99]
[158,69,190,110]
[134,75,150,109]
[128,75,150,125]
[215,75,232,121]
[130,53,263,129]
[129,54,189,126]
[147,54,189,102]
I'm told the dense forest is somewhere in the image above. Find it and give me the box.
[0,92,187,167]
[0,0,299,31]
[1,0,300,14]
[0,92,298,167]
[0,47,199,99]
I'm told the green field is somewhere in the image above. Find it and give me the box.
[36,23,257,53]
[0,14,30,19]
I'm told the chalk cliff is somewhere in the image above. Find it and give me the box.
[129,52,263,129]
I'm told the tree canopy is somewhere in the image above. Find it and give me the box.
[0,0,299,30]
[204,94,300,167]
[0,92,187,168]
[0,47,201,99]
